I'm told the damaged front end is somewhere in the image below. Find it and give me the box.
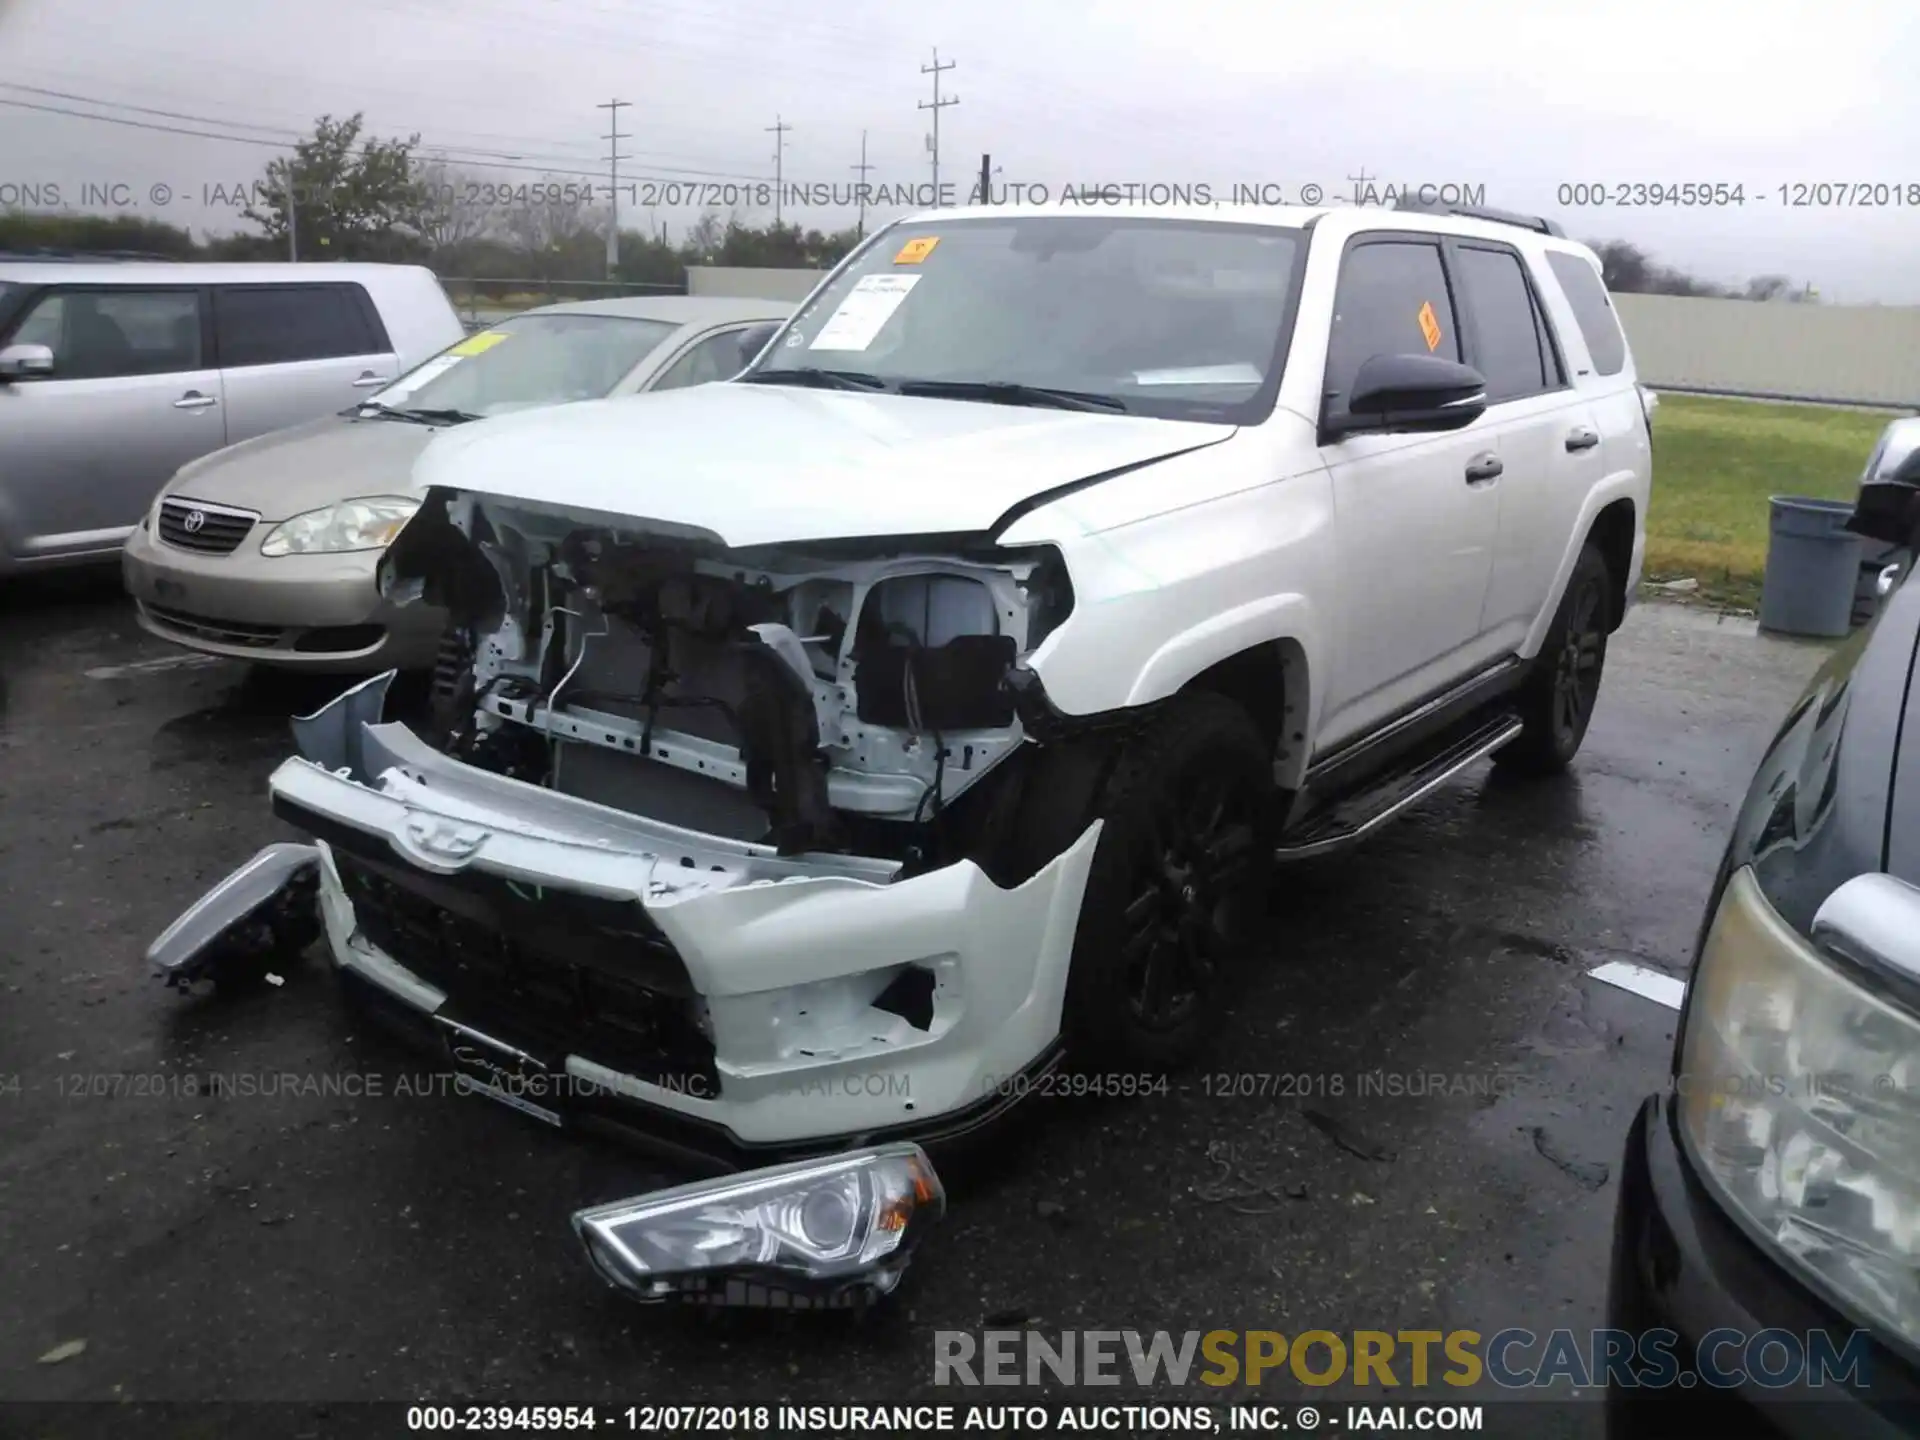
[151,484,1107,1305]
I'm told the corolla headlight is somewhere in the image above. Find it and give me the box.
[1679,866,1920,1344]
[571,1143,945,1307]
[259,496,420,556]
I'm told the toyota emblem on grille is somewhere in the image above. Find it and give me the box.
[182,509,207,534]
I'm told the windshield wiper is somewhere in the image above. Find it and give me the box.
[359,403,482,425]
[893,379,1129,413]
[737,366,892,392]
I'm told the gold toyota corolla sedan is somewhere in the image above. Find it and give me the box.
[122,295,792,672]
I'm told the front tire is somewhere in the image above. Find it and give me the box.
[1060,691,1275,1071]
[1495,542,1613,776]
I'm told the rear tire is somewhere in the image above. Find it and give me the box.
[1495,543,1613,776]
[1060,691,1275,1071]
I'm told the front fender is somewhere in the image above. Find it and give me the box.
[1123,591,1319,710]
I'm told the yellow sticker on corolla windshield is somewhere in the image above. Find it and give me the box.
[449,330,510,356]
[893,236,940,264]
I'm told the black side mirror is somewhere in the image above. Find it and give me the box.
[1847,419,1920,548]
[1323,353,1488,439]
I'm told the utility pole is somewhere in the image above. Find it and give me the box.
[767,115,793,225]
[977,153,992,206]
[851,129,874,237]
[285,157,297,262]
[918,48,958,205]
[598,98,631,277]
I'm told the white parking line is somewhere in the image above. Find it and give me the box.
[1589,960,1687,1010]
[85,654,226,680]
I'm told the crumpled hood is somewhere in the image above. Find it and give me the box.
[161,414,438,522]
[410,383,1237,546]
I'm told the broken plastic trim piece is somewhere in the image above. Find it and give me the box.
[290,670,397,781]
[572,1143,945,1308]
[146,842,322,989]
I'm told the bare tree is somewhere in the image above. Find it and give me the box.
[499,173,609,259]
[414,160,494,252]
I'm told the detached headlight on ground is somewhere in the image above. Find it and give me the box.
[260,497,420,556]
[571,1143,945,1308]
[1679,866,1920,1344]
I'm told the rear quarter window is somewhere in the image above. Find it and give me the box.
[213,283,383,367]
[1544,252,1628,377]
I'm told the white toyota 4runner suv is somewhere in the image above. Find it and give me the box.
[152,199,1650,1305]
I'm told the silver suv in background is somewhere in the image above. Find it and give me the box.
[0,262,465,574]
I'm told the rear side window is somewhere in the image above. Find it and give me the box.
[214,284,380,367]
[9,288,204,379]
[1323,239,1460,410]
[1453,244,1553,402]
[1545,252,1627,376]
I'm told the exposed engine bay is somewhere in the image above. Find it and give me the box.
[382,488,1079,869]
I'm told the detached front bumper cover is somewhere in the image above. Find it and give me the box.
[573,1143,947,1308]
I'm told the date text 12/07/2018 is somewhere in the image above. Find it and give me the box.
[1558,181,1920,207]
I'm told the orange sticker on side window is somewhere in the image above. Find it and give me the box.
[1418,300,1442,352]
[893,236,940,264]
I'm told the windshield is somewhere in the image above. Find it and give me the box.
[370,312,678,417]
[750,216,1304,422]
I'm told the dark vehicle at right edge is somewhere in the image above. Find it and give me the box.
[1607,416,1920,1438]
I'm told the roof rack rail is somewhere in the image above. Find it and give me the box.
[1388,198,1566,238]
[0,247,186,262]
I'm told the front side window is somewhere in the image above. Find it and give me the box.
[9,288,204,379]
[1322,239,1461,412]
[1454,244,1552,402]
[214,285,379,368]
[749,216,1304,422]
[650,327,759,391]
[371,313,678,417]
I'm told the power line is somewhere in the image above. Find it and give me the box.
[597,98,630,275]
[0,92,767,186]
[851,129,874,237]
[918,48,958,204]
[766,114,792,224]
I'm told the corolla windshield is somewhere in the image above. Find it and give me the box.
[370,313,679,417]
[748,215,1305,422]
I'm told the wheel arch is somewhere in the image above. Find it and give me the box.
[1119,594,1321,792]
[1522,481,1644,658]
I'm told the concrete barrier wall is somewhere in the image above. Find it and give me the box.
[682,265,1920,409]
[1612,293,1920,409]
[686,266,827,302]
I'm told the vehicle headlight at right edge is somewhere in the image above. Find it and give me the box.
[259,497,420,556]
[571,1143,945,1307]
[1678,865,1920,1346]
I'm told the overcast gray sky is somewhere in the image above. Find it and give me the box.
[3,0,1918,300]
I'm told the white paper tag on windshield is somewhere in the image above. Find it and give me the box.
[1132,362,1263,386]
[377,353,463,401]
[808,273,919,351]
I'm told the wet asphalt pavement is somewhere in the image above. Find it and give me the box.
[0,573,1833,1427]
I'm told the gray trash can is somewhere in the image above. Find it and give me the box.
[1759,496,1863,638]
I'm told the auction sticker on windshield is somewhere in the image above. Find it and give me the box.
[449,330,511,357]
[893,235,940,264]
[809,273,920,350]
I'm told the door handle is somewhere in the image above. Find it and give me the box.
[351,372,388,388]
[1565,427,1600,452]
[173,392,218,410]
[1465,452,1503,484]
